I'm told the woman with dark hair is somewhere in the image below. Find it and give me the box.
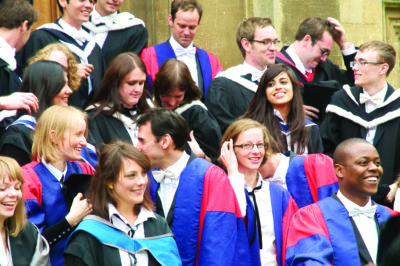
[87,52,151,148]
[0,60,73,165]
[242,63,322,154]
[64,141,181,265]
[153,58,221,161]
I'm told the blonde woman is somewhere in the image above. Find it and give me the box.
[0,156,50,266]
[22,105,94,266]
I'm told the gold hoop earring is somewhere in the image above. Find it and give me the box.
[108,184,114,190]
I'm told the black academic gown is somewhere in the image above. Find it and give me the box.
[10,222,50,266]
[63,213,170,266]
[16,22,106,109]
[321,85,400,192]
[0,123,33,166]
[206,74,257,135]
[0,58,20,96]
[87,109,135,148]
[98,25,148,66]
[177,103,222,162]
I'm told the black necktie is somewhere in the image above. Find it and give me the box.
[248,182,263,249]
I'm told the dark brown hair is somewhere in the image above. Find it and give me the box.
[153,59,200,107]
[90,52,150,118]
[171,0,202,22]
[242,64,309,154]
[236,17,274,57]
[89,140,154,219]
[359,40,397,76]
[137,108,190,151]
[295,17,340,45]
[0,0,37,29]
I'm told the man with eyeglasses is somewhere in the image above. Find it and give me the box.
[321,41,400,207]
[206,17,278,135]
[276,17,356,123]
[140,0,223,101]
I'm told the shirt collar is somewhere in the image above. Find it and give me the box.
[337,190,373,211]
[0,37,16,71]
[163,152,190,179]
[242,61,267,82]
[169,35,195,51]
[362,82,388,104]
[59,18,91,44]
[286,45,310,74]
[91,6,117,26]
[108,203,155,227]
[41,158,67,182]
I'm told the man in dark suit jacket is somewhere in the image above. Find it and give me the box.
[276,17,356,123]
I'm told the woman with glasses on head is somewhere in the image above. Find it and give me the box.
[64,141,181,266]
[242,63,323,155]
[220,118,297,266]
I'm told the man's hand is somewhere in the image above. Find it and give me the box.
[0,92,39,114]
[327,17,351,50]
[77,63,94,80]
[303,104,319,121]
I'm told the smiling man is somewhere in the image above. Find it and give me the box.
[16,0,105,109]
[140,0,223,101]
[83,0,148,66]
[206,17,278,135]
[285,138,395,266]
[321,41,400,206]
[276,17,356,123]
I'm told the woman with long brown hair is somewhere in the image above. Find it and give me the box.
[242,64,322,154]
[64,141,180,265]
[87,52,151,148]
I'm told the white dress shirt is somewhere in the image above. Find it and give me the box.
[266,154,290,189]
[169,36,198,86]
[41,159,67,187]
[337,191,378,263]
[0,37,16,71]
[108,203,155,266]
[362,83,387,144]
[157,152,190,216]
[228,173,277,266]
[58,19,91,46]
[90,6,117,48]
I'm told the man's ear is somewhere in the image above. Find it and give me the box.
[380,63,389,76]
[302,34,312,47]
[168,14,174,28]
[241,38,252,54]
[160,134,172,150]
[334,163,344,181]
[20,20,29,33]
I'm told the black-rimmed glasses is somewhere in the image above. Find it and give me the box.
[350,61,384,68]
[233,143,266,152]
[251,39,281,47]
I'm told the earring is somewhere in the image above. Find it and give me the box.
[108,184,114,190]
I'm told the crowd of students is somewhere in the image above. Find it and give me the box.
[0,0,400,265]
